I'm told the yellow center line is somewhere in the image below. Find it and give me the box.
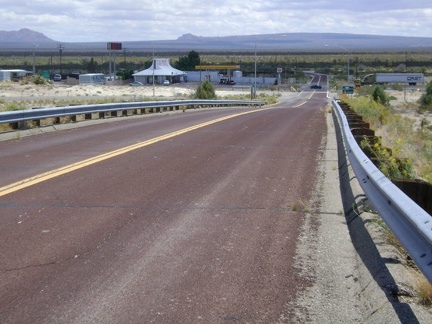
[0,110,259,197]
[293,91,314,107]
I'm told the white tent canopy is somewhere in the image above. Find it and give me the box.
[133,58,186,84]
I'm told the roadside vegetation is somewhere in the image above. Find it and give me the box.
[343,84,432,304]
[343,84,432,183]
[193,80,216,99]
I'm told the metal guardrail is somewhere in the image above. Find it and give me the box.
[0,99,265,125]
[333,100,432,283]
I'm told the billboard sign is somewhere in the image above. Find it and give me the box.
[107,42,122,50]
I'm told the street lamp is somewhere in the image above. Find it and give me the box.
[152,50,155,97]
[325,44,350,82]
[254,43,257,99]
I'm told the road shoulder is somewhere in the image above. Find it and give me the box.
[289,104,432,322]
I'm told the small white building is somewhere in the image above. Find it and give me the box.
[0,69,32,81]
[79,73,105,85]
[133,58,187,85]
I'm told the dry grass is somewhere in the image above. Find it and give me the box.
[291,199,309,212]
[417,276,432,305]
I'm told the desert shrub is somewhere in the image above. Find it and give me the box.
[194,80,216,99]
[361,139,415,179]
[33,75,47,85]
[371,85,389,106]
[419,81,432,111]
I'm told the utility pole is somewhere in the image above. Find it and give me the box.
[57,44,64,75]
[32,44,38,75]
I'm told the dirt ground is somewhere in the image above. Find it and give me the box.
[1,83,430,127]
[0,82,251,108]
[387,89,431,128]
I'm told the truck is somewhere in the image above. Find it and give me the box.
[79,73,105,85]
[359,73,424,86]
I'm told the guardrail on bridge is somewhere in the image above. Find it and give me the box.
[333,99,432,283]
[0,99,265,127]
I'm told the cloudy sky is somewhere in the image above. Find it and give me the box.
[1,0,431,42]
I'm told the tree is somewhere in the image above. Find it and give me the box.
[175,50,201,71]
[85,57,99,73]
[371,85,388,106]
[116,69,134,80]
[194,80,216,99]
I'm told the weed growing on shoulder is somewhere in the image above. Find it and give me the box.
[360,138,416,179]
[417,276,432,306]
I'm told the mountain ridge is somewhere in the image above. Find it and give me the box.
[1,28,432,51]
[0,28,55,43]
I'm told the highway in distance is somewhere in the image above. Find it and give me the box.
[0,90,329,323]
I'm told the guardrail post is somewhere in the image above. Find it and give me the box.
[393,179,432,215]
[85,113,92,121]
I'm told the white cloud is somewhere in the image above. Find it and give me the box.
[1,0,431,42]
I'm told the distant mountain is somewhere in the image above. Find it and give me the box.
[0,28,56,43]
[1,29,432,51]
[107,32,432,51]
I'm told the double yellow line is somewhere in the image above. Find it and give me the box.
[0,110,258,197]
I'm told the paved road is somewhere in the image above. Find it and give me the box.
[0,90,328,323]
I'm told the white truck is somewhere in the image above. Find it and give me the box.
[361,73,424,86]
[79,73,105,85]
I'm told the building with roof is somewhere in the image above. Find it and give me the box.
[0,69,32,81]
[132,58,187,85]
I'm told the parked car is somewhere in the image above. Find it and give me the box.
[310,84,322,89]
[220,78,235,85]
[53,74,62,81]
[163,80,170,85]
[129,81,143,86]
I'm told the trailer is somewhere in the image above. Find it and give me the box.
[0,69,31,82]
[79,73,105,85]
[361,73,424,86]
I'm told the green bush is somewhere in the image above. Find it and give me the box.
[371,85,389,106]
[33,75,47,85]
[194,80,216,99]
[419,81,432,111]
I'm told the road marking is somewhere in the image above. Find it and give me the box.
[0,110,259,197]
[293,91,315,107]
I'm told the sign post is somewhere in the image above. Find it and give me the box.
[277,67,283,87]
[107,42,122,81]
